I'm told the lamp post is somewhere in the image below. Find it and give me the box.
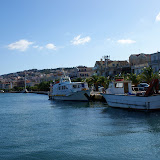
[103,55,110,78]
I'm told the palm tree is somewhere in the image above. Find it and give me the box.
[97,76,111,89]
[85,75,99,91]
[127,73,140,86]
[90,75,99,91]
[85,77,93,87]
[140,67,160,84]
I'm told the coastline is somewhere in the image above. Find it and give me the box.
[1,91,49,95]
[1,91,106,102]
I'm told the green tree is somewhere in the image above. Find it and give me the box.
[72,77,83,82]
[30,85,39,91]
[37,81,50,91]
[97,76,105,87]
[127,73,140,86]
[85,75,99,91]
[90,75,99,91]
[140,67,160,84]
[13,86,24,91]
[97,76,110,88]
[85,77,93,87]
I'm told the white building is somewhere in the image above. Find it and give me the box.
[129,53,151,74]
[150,52,160,73]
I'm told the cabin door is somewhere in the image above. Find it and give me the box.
[124,83,129,93]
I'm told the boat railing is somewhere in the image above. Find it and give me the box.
[132,87,145,92]
[130,87,146,96]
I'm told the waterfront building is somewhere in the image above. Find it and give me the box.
[131,63,149,75]
[26,80,37,87]
[16,79,25,88]
[93,59,129,77]
[129,53,151,74]
[150,51,160,73]
[107,61,130,77]
[0,81,13,90]
[93,60,113,76]
[77,66,94,78]
[67,67,78,79]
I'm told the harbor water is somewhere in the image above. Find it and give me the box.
[1,93,160,160]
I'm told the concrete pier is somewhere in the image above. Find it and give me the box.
[90,91,106,102]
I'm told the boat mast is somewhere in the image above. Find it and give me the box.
[24,72,26,90]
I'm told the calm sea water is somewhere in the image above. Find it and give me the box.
[1,93,160,160]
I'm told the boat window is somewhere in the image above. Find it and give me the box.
[73,85,77,88]
[62,78,70,82]
[81,83,84,87]
[59,87,61,90]
[115,83,123,88]
[64,79,69,82]
[63,86,67,89]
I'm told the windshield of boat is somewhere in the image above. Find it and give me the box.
[73,84,82,88]
[61,78,70,82]
[115,82,123,88]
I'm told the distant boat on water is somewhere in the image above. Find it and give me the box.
[21,88,28,93]
[22,72,28,93]
[49,76,90,101]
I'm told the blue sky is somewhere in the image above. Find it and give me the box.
[0,0,160,75]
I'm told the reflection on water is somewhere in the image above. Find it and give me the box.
[50,100,107,109]
[1,93,160,160]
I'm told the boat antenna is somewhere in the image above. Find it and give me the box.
[62,68,66,77]
[24,72,26,90]
[103,55,110,78]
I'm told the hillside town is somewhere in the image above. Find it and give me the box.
[0,52,160,91]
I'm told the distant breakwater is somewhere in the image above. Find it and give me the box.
[7,91,49,95]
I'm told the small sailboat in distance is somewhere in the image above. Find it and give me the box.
[22,72,28,93]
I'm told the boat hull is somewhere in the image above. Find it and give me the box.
[102,94,160,110]
[51,90,90,101]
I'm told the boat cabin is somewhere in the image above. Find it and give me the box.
[60,76,71,83]
[51,76,89,96]
[106,79,133,95]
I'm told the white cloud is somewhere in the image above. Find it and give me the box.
[39,46,43,50]
[71,35,91,45]
[7,39,33,51]
[117,39,136,44]
[33,45,39,48]
[156,12,160,21]
[33,45,43,50]
[46,43,56,50]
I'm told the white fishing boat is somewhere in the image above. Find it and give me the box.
[49,76,90,101]
[101,78,160,110]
